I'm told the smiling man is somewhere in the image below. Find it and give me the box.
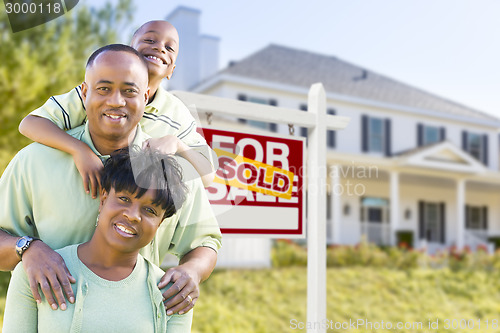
[0,44,221,317]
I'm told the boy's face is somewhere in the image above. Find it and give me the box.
[130,21,179,81]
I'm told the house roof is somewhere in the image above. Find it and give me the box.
[218,44,499,124]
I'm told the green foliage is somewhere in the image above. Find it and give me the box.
[0,271,10,296]
[0,271,10,329]
[396,230,414,248]
[487,236,500,250]
[272,239,500,272]
[271,239,307,267]
[0,0,134,172]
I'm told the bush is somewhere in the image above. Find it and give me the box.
[271,239,307,267]
[272,238,500,272]
[0,271,11,296]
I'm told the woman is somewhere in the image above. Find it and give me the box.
[3,148,191,332]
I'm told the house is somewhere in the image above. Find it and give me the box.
[165,7,500,262]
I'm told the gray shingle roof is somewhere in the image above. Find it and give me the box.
[220,44,499,123]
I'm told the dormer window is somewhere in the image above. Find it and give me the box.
[462,131,488,165]
[417,124,445,146]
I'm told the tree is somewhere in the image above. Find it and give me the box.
[0,0,134,172]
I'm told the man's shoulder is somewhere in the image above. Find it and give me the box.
[174,156,204,190]
[15,141,67,160]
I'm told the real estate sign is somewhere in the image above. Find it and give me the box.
[199,127,305,237]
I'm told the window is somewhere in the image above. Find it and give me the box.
[237,94,278,132]
[424,203,440,242]
[418,201,445,243]
[298,104,308,138]
[466,206,487,230]
[327,109,336,148]
[417,124,445,146]
[369,118,384,152]
[462,131,488,165]
[468,133,482,161]
[362,115,391,155]
[423,126,439,145]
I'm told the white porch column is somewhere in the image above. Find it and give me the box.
[330,165,341,244]
[390,171,399,246]
[456,178,465,249]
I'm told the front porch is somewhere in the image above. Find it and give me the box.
[327,141,500,252]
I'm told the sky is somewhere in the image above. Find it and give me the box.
[81,0,500,119]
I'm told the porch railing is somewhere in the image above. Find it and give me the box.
[464,229,494,253]
[360,222,390,245]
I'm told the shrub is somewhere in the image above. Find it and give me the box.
[272,237,500,272]
[271,239,307,267]
[0,271,11,297]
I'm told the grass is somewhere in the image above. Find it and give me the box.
[2,268,500,332]
[191,267,500,333]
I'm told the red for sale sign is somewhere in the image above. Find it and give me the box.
[200,127,305,237]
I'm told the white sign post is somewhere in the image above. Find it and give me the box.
[173,83,348,333]
[307,83,327,333]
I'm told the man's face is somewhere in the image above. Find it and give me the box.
[130,21,179,80]
[82,51,149,143]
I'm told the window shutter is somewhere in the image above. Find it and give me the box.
[462,131,468,150]
[300,104,308,138]
[419,201,425,239]
[483,134,489,166]
[440,127,446,141]
[385,118,392,157]
[439,202,446,244]
[465,205,470,229]
[417,123,423,146]
[237,94,248,124]
[361,115,368,152]
[483,206,488,230]
[269,99,278,132]
[327,109,336,148]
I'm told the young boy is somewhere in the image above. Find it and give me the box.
[19,20,216,198]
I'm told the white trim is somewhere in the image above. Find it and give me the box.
[172,90,350,130]
[193,74,500,128]
[401,141,487,174]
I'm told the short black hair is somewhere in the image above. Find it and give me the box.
[101,147,188,219]
[86,44,149,72]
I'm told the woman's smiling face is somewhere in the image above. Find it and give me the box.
[97,187,166,253]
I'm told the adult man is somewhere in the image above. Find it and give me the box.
[0,44,221,316]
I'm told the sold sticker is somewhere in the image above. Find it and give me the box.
[214,148,294,200]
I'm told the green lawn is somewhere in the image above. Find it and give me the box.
[2,268,500,332]
[192,267,500,333]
